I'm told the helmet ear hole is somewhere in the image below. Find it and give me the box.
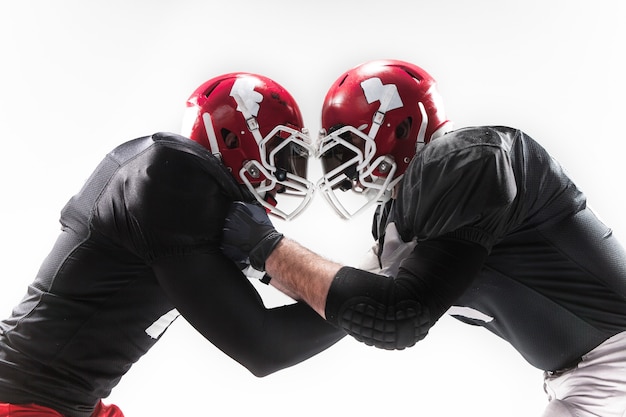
[395,117,412,140]
[221,129,240,149]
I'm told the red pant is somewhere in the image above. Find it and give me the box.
[0,401,124,416]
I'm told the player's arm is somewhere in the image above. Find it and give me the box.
[324,237,487,349]
[123,147,344,377]
[151,250,344,377]
[264,237,340,318]
[221,132,516,349]
[222,202,488,350]
[221,201,338,317]
[264,234,486,349]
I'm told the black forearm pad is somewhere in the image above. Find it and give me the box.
[325,267,431,350]
[324,238,488,351]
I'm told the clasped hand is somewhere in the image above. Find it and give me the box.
[221,201,284,272]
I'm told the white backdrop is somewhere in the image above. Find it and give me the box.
[1,1,625,416]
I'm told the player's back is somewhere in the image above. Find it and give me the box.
[397,126,626,371]
[0,133,240,417]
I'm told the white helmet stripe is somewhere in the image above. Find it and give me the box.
[202,112,221,157]
[415,101,429,148]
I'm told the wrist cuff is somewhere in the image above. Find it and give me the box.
[250,232,284,271]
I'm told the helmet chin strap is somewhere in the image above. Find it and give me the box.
[367,84,398,141]
[231,93,265,145]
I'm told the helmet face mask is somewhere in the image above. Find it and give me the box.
[182,73,315,220]
[317,125,397,219]
[240,125,314,220]
[317,59,450,219]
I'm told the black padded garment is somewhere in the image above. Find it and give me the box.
[0,133,343,417]
[327,126,626,372]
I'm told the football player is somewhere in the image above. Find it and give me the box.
[0,72,344,417]
[221,60,626,417]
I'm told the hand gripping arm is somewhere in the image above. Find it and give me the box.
[221,201,487,350]
[221,202,284,272]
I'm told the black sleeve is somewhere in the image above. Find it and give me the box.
[105,144,343,376]
[152,250,344,377]
[325,237,488,350]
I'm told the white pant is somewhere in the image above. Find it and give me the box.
[542,331,626,417]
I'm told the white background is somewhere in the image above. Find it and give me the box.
[1,1,625,416]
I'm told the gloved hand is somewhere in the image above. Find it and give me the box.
[221,201,284,272]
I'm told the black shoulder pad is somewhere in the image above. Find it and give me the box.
[152,132,253,203]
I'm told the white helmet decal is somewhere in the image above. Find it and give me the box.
[230,77,263,117]
[361,77,403,112]
[361,77,403,139]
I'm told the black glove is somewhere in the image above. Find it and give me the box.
[221,201,284,272]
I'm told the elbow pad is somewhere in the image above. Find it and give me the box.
[324,238,487,350]
[325,267,431,350]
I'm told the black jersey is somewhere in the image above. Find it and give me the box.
[393,126,626,370]
[325,125,626,371]
[0,133,343,417]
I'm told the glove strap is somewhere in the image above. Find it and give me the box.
[249,232,284,271]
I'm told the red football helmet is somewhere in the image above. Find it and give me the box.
[182,72,314,220]
[317,59,452,219]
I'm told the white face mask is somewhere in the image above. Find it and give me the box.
[316,125,398,219]
[239,124,316,221]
